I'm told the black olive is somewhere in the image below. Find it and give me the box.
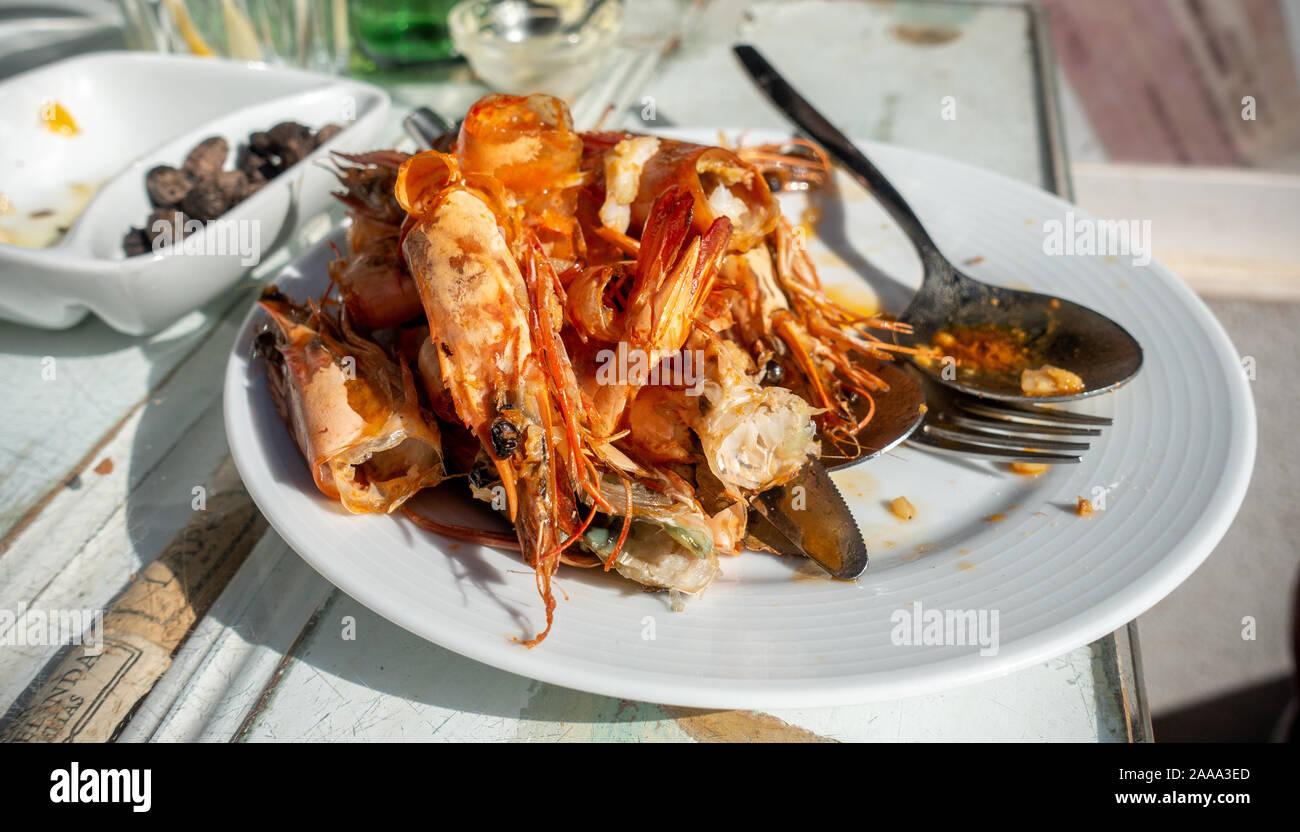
[314,123,343,147]
[182,136,229,183]
[145,165,192,208]
[122,227,150,257]
[490,417,520,458]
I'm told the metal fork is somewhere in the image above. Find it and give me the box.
[905,367,1111,464]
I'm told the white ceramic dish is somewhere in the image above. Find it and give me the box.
[224,131,1255,709]
[0,51,390,334]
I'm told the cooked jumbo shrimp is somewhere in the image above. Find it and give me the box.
[456,94,586,261]
[255,287,446,514]
[328,151,424,329]
[255,91,934,645]
[567,185,732,438]
[689,335,820,495]
[396,149,612,645]
[587,134,779,252]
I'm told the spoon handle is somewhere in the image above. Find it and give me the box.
[403,107,453,150]
[734,45,945,263]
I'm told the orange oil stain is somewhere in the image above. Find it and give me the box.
[823,283,879,318]
[41,101,79,136]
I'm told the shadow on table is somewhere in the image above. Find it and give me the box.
[282,592,787,740]
[1153,677,1294,743]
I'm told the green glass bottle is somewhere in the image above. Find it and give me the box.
[349,0,462,69]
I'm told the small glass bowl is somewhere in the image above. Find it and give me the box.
[449,1,624,100]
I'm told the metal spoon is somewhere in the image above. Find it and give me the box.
[735,44,1144,403]
[819,356,925,470]
[485,0,613,42]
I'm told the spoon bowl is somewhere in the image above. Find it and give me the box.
[735,44,1144,404]
[820,357,926,469]
[901,252,1144,402]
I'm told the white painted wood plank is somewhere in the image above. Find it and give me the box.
[118,534,334,743]
[239,593,689,742]
[0,300,236,540]
[0,408,237,714]
[1072,162,1300,299]
[238,592,1124,742]
[0,291,254,713]
[637,0,1048,186]
[1072,162,1300,261]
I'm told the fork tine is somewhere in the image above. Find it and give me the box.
[923,421,1092,452]
[909,431,1084,464]
[945,411,1102,438]
[905,364,1108,462]
[957,399,1113,427]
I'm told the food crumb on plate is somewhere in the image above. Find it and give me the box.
[890,496,916,520]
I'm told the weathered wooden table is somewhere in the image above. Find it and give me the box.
[0,0,1149,742]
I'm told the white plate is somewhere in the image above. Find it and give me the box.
[224,132,1255,708]
[0,51,389,334]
